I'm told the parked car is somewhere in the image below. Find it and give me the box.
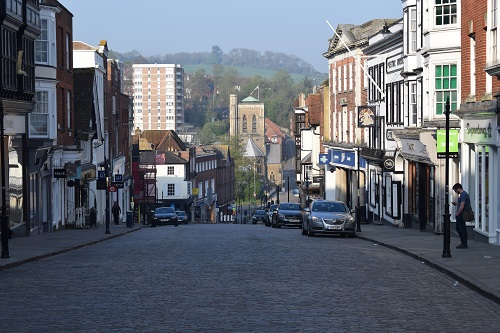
[175,210,188,224]
[252,210,267,224]
[302,199,355,237]
[266,204,278,226]
[272,202,304,228]
[151,207,178,227]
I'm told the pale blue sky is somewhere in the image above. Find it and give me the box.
[62,0,402,72]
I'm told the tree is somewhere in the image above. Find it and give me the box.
[209,45,223,65]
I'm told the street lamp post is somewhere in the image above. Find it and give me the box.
[0,99,9,258]
[356,146,361,232]
[105,162,111,234]
[442,97,452,258]
[305,171,309,208]
[287,176,290,202]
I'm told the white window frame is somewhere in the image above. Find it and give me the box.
[435,0,457,26]
[410,8,417,52]
[31,90,51,137]
[470,37,476,97]
[349,62,353,90]
[35,18,48,64]
[409,82,417,126]
[66,90,71,129]
[65,32,70,70]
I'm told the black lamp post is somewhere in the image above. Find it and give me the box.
[356,146,361,232]
[0,99,9,258]
[287,176,290,202]
[442,97,451,258]
[105,162,111,234]
[305,172,309,208]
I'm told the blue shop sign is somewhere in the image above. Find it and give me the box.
[330,149,366,169]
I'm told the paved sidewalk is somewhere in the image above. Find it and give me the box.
[357,224,500,305]
[1,221,499,305]
[0,223,143,271]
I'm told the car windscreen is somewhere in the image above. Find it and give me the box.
[176,211,186,216]
[280,204,301,210]
[254,210,266,215]
[156,207,175,214]
[312,202,347,213]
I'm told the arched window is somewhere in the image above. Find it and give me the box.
[242,115,247,133]
[252,114,257,133]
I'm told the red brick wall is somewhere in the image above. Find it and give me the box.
[306,94,322,126]
[329,56,359,143]
[462,0,500,100]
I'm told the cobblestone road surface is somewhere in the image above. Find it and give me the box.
[1,224,499,332]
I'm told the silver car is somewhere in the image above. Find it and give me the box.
[302,199,355,237]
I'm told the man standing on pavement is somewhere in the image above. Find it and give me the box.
[112,201,121,225]
[452,183,468,249]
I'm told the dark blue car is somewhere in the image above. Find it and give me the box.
[151,207,178,227]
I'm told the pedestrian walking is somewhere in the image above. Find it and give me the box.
[112,201,121,225]
[452,183,468,249]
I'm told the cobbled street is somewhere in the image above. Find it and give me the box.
[1,224,499,332]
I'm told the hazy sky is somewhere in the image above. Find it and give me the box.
[62,0,402,72]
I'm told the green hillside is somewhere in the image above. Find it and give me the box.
[183,64,327,84]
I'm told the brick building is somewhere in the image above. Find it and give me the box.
[457,0,500,243]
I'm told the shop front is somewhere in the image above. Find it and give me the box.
[457,101,499,245]
[329,149,366,221]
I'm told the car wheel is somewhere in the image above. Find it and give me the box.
[174,224,178,227]
[348,233,356,238]
[276,222,281,228]
[307,225,315,237]
[301,227,308,235]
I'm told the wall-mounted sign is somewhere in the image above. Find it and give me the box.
[3,114,25,135]
[330,150,367,169]
[383,157,395,172]
[463,120,497,144]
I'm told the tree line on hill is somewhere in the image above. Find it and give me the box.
[109,45,325,77]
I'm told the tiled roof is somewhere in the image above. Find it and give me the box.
[244,138,264,158]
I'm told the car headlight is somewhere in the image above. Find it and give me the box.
[311,216,322,223]
[278,213,285,219]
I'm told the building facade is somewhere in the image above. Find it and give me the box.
[459,0,500,244]
[1,0,41,248]
[132,64,185,132]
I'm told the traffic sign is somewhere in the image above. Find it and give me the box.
[108,185,117,192]
[114,174,123,182]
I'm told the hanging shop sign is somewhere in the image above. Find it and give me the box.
[53,168,67,178]
[357,106,376,127]
[436,129,459,158]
